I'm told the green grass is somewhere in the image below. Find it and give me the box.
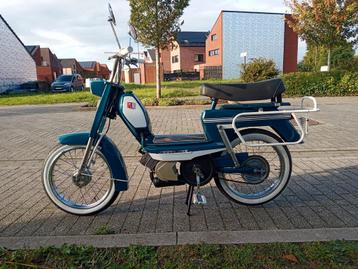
[1,72,357,107]
[0,80,239,107]
[0,241,357,269]
[0,91,97,106]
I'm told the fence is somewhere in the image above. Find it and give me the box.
[164,71,200,81]
[203,66,222,80]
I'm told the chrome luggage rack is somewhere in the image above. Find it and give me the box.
[219,96,320,148]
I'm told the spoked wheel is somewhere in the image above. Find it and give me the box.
[215,129,292,205]
[42,145,119,215]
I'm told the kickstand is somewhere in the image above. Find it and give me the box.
[185,185,194,216]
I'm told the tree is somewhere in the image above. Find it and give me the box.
[300,41,355,71]
[285,0,358,71]
[129,0,189,98]
[240,58,280,83]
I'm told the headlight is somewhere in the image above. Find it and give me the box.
[64,83,71,86]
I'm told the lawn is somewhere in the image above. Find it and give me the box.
[0,80,244,107]
[1,72,357,107]
[0,241,357,268]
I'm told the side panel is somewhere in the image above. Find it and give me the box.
[201,109,300,143]
[118,93,153,142]
[58,132,128,191]
[121,95,147,128]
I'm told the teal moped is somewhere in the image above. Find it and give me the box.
[42,4,319,216]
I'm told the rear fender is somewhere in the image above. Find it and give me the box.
[58,132,128,191]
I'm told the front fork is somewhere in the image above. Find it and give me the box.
[78,119,107,175]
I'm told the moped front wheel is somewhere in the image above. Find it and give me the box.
[215,129,292,205]
[42,144,119,215]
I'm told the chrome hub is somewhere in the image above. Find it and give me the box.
[72,168,92,188]
[241,155,270,184]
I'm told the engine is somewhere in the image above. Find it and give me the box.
[140,153,214,187]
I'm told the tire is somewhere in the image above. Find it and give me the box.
[42,144,119,215]
[214,129,292,205]
[70,86,74,92]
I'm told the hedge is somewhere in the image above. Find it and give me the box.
[281,71,358,97]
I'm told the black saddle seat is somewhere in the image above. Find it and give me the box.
[201,78,285,102]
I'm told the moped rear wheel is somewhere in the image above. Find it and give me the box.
[43,145,119,215]
[215,129,292,205]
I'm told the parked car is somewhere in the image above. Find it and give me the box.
[51,74,84,92]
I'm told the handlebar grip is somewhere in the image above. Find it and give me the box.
[130,58,138,65]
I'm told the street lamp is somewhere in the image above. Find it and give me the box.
[240,52,248,65]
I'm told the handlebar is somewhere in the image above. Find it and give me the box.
[108,47,134,60]
[108,46,139,83]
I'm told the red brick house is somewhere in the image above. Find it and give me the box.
[99,64,111,80]
[79,61,110,80]
[161,31,208,73]
[26,46,62,83]
[60,58,84,77]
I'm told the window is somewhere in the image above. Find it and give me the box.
[211,34,217,41]
[172,55,179,63]
[194,54,204,62]
[209,49,219,57]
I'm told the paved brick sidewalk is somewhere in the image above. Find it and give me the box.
[0,97,357,238]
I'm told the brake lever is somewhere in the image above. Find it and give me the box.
[124,58,138,68]
[131,58,138,67]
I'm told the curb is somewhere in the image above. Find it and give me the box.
[1,228,358,249]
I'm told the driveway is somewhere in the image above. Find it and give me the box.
[0,97,357,240]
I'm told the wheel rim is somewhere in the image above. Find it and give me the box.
[47,146,114,210]
[218,133,290,203]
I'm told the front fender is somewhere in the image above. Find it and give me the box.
[58,132,128,192]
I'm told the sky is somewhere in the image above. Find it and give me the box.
[0,0,307,67]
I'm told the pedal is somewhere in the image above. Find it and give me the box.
[192,193,207,205]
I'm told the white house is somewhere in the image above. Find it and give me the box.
[0,15,37,93]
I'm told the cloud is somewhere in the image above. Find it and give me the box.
[1,0,307,65]
[32,29,83,46]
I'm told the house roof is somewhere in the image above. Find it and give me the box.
[176,31,208,47]
[0,14,35,60]
[79,61,97,69]
[147,49,156,61]
[25,45,40,55]
[60,58,78,68]
[221,10,289,16]
[100,63,109,69]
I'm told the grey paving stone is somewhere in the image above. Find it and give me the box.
[0,100,358,237]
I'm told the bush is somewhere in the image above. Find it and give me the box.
[281,71,358,96]
[241,58,279,83]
